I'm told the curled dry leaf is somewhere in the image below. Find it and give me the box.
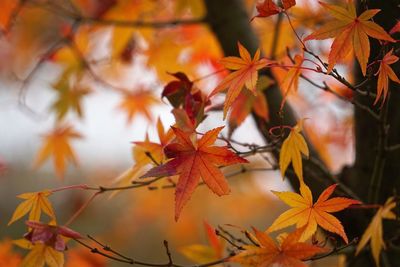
[252,0,297,19]
[24,221,83,252]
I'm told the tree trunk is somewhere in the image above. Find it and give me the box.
[204,0,400,266]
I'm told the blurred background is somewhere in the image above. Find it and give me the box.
[0,0,354,266]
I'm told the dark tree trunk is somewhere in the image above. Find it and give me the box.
[204,0,400,266]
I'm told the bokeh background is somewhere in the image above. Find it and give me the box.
[0,0,355,266]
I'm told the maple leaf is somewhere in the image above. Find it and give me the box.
[117,90,159,123]
[228,75,273,135]
[356,197,397,267]
[51,72,91,121]
[33,125,82,179]
[389,20,400,35]
[253,0,296,19]
[230,226,327,267]
[304,1,395,76]
[209,42,271,118]
[8,191,56,226]
[280,54,304,109]
[268,183,361,243]
[374,50,400,106]
[17,241,64,267]
[133,118,174,167]
[253,0,280,19]
[279,120,309,182]
[109,119,174,198]
[24,221,83,252]
[141,126,248,220]
[180,221,224,264]
[163,72,210,129]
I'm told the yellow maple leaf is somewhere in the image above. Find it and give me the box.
[375,50,400,106]
[18,241,64,267]
[180,221,224,264]
[279,120,309,182]
[8,191,56,226]
[304,1,394,76]
[356,197,397,267]
[33,125,82,179]
[268,182,361,243]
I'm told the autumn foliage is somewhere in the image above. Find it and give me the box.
[1,0,400,267]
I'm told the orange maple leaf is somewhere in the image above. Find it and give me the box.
[304,1,394,76]
[117,90,159,123]
[228,76,273,135]
[142,126,248,220]
[33,125,82,178]
[268,182,361,243]
[209,42,271,118]
[230,226,327,267]
[280,54,304,109]
[375,49,400,105]
[8,190,56,226]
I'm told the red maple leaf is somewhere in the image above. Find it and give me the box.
[141,126,248,220]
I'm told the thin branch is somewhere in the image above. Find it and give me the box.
[285,50,380,122]
[385,144,400,152]
[307,238,358,261]
[74,238,231,267]
[65,191,101,226]
[15,38,66,120]
[74,238,135,264]
[87,235,134,262]
[217,225,249,246]
[79,16,206,29]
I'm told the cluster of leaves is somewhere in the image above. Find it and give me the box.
[2,0,400,266]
